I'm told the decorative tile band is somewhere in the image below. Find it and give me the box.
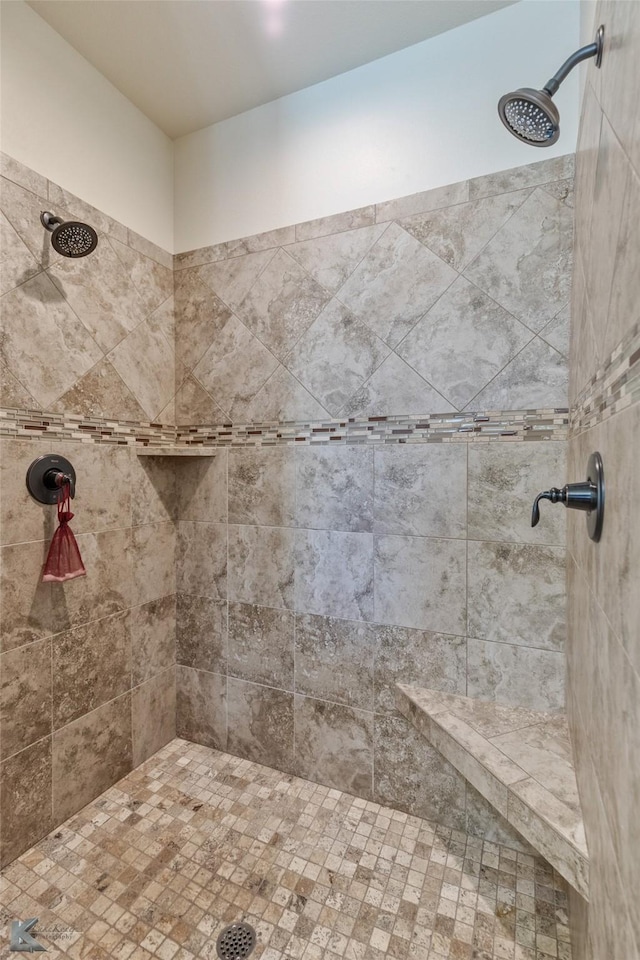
[175,409,569,447]
[0,409,176,447]
[571,322,640,435]
[0,406,569,449]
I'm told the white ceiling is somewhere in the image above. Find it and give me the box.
[27,0,516,140]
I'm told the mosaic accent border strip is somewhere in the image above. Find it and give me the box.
[175,409,569,447]
[0,406,569,448]
[571,322,640,435]
[0,409,176,446]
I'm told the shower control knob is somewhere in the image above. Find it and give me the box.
[43,469,75,499]
[531,452,604,542]
[26,454,77,505]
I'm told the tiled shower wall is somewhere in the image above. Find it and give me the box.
[1,150,573,868]
[173,154,573,424]
[567,1,640,956]
[0,154,178,868]
[173,156,574,842]
[0,152,176,423]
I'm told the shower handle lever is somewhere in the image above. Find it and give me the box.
[43,469,75,499]
[531,483,595,526]
[531,452,605,542]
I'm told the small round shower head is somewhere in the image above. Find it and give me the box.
[40,211,98,258]
[498,88,560,146]
[498,26,604,147]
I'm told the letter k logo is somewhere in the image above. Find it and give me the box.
[10,918,46,952]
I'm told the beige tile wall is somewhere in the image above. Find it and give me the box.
[0,149,577,871]
[0,153,176,424]
[173,155,574,424]
[568,2,640,956]
[0,439,177,867]
[174,438,567,850]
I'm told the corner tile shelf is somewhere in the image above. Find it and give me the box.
[135,448,216,457]
[395,684,589,899]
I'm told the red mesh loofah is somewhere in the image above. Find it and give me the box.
[42,481,86,583]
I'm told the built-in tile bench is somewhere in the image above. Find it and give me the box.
[395,684,589,899]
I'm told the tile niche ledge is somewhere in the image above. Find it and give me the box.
[395,683,589,900]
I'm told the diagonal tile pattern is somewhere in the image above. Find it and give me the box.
[0,739,573,960]
[235,249,331,360]
[172,157,572,423]
[0,158,180,422]
[336,223,457,348]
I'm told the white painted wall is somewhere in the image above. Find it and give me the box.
[0,1,174,251]
[174,0,580,253]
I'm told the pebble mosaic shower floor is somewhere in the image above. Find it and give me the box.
[0,739,571,960]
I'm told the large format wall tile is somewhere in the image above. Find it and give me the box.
[228,602,294,690]
[467,541,566,651]
[237,365,328,422]
[340,352,453,418]
[47,240,147,352]
[176,594,227,673]
[1,272,102,409]
[52,693,132,822]
[464,188,573,332]
[174,268,234,372]
[109,238,173,316]
[396,277,532,410]
[176,521,225,600]
[337,222,457,348]
[468,337,568,411]
[228,448,295,527]
[199,249,277,312]
[374,535,466,634]
[191,313,279,417]
[0,540,55,652]
[228,524,294,608]
[373,444,466,538]
[467,639,564,711]
[294,613,376,710]
[0,210,39,296]
[50,358,148,421]
[400,188,531,271]
[286,299,389,415]
[176,665,226,750]
[131,523,175,606]
[0,738,53,868]
[130,595,176,686]
[0,175,64,265]
[227,678,294,772]
[374,714,466,830]
[0,637,51,758]
[284,224,385,292]
[294,695,373,798]
[374,626,466,714]
[294,529,374,621]
[52,611,131,728]
[109,319,175,420]
[468,441,567,545]
[296,445,373,533]
[235,248,330,360]
[132,667,176,767]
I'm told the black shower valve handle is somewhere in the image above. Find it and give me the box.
[43,468,75,499]
[531,487,564,527]
[531,479,599,527]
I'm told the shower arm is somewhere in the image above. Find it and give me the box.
[543,26,604,96]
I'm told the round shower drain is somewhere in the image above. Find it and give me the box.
[216,921,256,960]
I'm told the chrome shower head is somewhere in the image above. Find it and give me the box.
[498,88,560,146]
[40,211,98,258]
[498,25,604,147]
